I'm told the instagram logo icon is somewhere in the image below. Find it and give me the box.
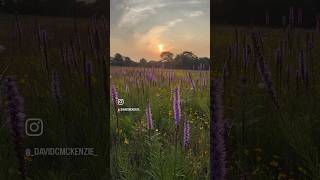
[117,99,125,106]
[25,118,43,137]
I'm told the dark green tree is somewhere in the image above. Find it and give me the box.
[112,53,124,66]
[140,58,147,65]
[160,51,174,62]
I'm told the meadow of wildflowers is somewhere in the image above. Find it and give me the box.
[214,7,320,179]
[110,67,210,179]
[0,15,109,179]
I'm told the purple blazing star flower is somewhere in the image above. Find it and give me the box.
[145,99,153,130]
[51,70,61,105]
[2,76,27,180]
[173,87,181,126]
[210,79,226,180]
[183,115,190,149]
[111,84,118,108]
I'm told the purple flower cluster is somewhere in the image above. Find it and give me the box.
[2,76,27,180]
[51,70,61,105]
[183,116,190,149]
[145,99,153,130]
[111,84,118,108]
[172,87,181,126]
[210,79,226,180]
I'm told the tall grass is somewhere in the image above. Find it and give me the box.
[0,15,109,179]
[110,67,210,179]
[215,8,320,179]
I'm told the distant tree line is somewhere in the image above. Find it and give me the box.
[111,52,210,70]
[0,0,106,17]
[214,0,320,27]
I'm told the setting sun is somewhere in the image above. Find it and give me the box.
[158,44,164,52]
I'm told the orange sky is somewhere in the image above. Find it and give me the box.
[111,0,210,61]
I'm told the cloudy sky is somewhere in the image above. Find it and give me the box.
[111,0,210,61]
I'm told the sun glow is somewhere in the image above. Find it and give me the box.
[158,44,164,53]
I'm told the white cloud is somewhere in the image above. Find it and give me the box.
[188,11,204,17]
[111,0,210,59]
[118,0,205,27]
[119,6,157,27]
[168,19,183,26]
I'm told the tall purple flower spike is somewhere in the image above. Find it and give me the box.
[173,87,181,126]
[51,70,61,105]
[183,115,190,149]
[145,99,153,130]
[111,84,119,108]
[210,79,226,180]
[2,76,27,180]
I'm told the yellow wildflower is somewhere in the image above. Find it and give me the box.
[24,156,32,162]
[124,137,129,144]
[270,160,279,167]
[116,128,123,134]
